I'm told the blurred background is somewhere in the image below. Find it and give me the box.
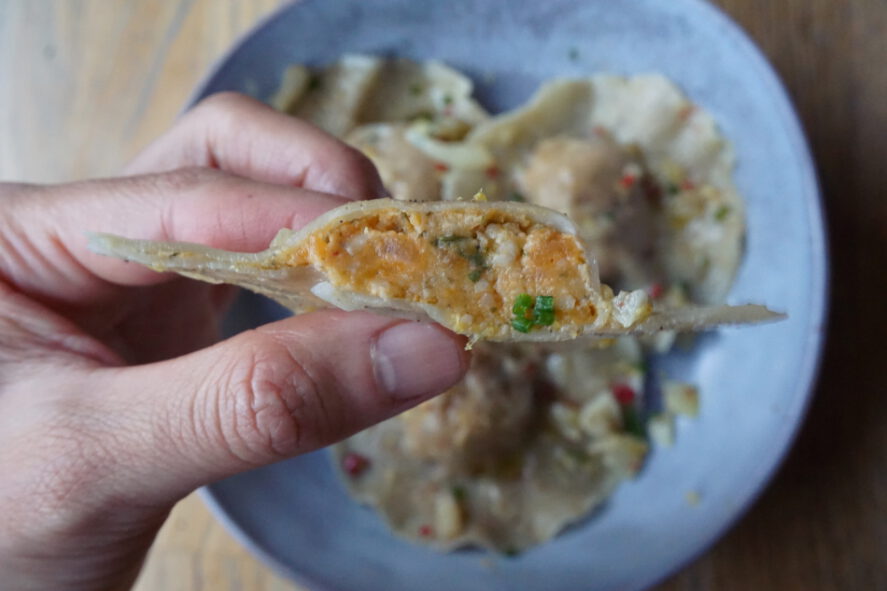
[0,1,883,589]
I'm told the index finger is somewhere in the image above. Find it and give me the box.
[126,92,387,201]
[2,169,349,304]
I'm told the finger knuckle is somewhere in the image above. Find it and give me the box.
[155,166,222,192]
[216,334,323,463]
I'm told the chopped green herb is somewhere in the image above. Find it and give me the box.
[534,310,555,326]
[511,316,533,333]
[507,191,526,202]
[714,204,731,221]
[534,295,555,326]
[435,234,468,246]
[535,295,554,312]
[409,82,423,95]
[307,73,322,91]
[451,485,467,501]
[621,404,647,439]
[511,293,556,332]
[437,235,487,280]
[511,316,534,333]
[666,182,680,195]
[465,250,486,268]
[633,359,650,374]
[442,93,453,106]
[512,293,534,315]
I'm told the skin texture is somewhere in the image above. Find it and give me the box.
[0,93,470,591]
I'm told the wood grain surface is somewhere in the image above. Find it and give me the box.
[1,1,883,589]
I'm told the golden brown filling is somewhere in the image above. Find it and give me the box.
[280,208,599,336]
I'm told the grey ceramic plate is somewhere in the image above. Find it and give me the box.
[194,1,827,589]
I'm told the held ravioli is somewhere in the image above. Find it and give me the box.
[89,198,780,343]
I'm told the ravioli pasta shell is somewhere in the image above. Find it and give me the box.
[271,55,489,137]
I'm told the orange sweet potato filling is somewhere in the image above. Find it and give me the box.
[281,208,599,335]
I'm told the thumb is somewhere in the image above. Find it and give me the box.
[89,310,469,505]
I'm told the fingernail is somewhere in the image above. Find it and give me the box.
[373,322,467,400]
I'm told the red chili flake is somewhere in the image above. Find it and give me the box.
[342,452,370,477]
[620,174,637,189]
[593,125,609,137]
[612,383,636,405]
[418,525,433,537]
[648,283,665,299]
[677,104,696,121]
[681,179,696,191]
[485,165,500,178]
[433,162,449,172]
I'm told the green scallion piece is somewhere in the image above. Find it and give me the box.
[534,310,555,326]
[511,316,533,333]
[535,295,554,311]
[467,252,485,267]
[435,234,467,246]
[621,404,647,439]
[511,293,556,332]
[533,295,555,325]
[714,204,731,221]
[512,293,533,315]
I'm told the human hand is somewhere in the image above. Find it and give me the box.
[0,93,470,590]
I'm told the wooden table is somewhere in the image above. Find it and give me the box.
[1,1,884,589]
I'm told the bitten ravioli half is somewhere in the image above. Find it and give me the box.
[90,198,779,344]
